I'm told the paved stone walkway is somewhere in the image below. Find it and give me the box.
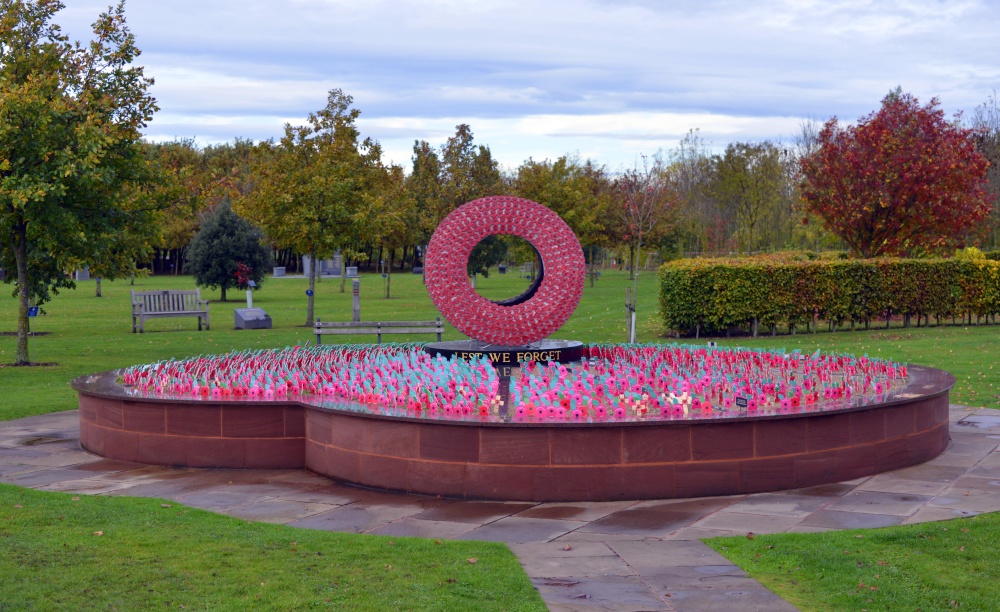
[3,406,999,611]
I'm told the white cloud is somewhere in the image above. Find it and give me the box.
[57,0,1000,170]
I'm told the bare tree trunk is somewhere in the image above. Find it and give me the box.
[589,245,596,288]
[306,250,317,326]
[631,238,641,342]
[340,250,347,293]
[13,222,31,365]
[95,277,102,297]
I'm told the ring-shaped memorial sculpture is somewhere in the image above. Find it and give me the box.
[424,196,586,346]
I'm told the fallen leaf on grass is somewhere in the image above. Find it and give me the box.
[467,558,478,564]
[71,497,80,501]
[13,504,22,508]
[746,532,754,540]
[161,504,171,508]
[93,531,104,536]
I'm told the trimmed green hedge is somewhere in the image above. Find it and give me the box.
[659,256,1000,335]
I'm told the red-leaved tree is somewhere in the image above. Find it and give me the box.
[800,92,990,257]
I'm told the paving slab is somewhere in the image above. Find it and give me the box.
[533,575,672,611]
[667,526,745,541]
[823,490,933,516]
[462,516,588,543]
[609,539,734,571]
[927,487,1000,513]
[691,511,810,534]
[903,506,980,523]
[365,517,478,539]
[798,510,905,530]
[225,499,338,523]
[35,478,134,495]
[410,500,536,524]
[515,551,635,579]
[653,581,799,612]
[720,492,834,518]
[270,486,369,506]
[514,500,637,522]
[855,474,952,496]
[285,498,447,533]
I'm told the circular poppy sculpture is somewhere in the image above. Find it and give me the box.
[425,196,586,346]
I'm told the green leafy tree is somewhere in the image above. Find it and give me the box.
[144,140,203,275]
[513,156,610,284]
[186,201,272,302]
[356,163,418,298]
[407,139,443,251]
[0,0,158,364]
[235,89,377,323]
[710,141,788,254]
[441,125,504,281]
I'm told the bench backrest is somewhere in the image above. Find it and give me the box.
[132,290,204,313]
[315,320,441,329]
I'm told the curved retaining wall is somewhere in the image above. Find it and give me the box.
[75,366,953,502]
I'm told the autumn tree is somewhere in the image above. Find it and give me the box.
[0,0,158,364]
[235,89,378,324]
[800,91,990,257]
[614,154,679,341]
[186,200,272,302]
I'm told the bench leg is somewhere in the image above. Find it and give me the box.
[198,317,202,331]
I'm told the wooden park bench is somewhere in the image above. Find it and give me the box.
[314,317,443,345]
[131,289,210,333]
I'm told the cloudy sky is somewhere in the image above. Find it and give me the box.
[59,0,999,171]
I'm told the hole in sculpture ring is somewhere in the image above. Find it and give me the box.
[493,244,543,307]
[424,196,586,347]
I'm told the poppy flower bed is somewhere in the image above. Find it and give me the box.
[119,343,906,422]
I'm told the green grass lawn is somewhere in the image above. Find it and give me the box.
[705,513,1000,611]
[0,483,545,610]
[2,268,998,419]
